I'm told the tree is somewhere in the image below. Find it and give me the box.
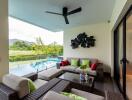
[10,41,32,50]
[33,37,47,55]
[33,37,63,56]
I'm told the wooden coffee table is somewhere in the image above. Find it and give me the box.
[59,72,95,91]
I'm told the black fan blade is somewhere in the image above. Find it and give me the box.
[68,7,82,15]
[64,15,69,24]
[45,11,62,15]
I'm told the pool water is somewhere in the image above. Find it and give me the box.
[9,58,61,76]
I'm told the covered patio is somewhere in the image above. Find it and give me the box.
[0,0,132,100]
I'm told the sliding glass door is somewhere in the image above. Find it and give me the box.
[114,6,132,99]
[114,22,124,93]
[126,10,132,100]
[118,23,124,92]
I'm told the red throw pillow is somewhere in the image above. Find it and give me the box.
[60,60,69,66]
[91,63,97,70]
[61,61,65,66]
[65,60,70,65]
[60,62,62,66]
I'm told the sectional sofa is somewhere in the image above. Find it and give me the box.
[0,58,121,100]
[0,74,124,100]
[37,58,104,81]
[57,58,104,79]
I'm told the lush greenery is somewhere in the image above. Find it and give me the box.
[9,37,63,62]
[9,54,47,62]
[10,41,33,50]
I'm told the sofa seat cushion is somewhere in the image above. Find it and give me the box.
[34,79,48,89]
[75,67,97,76]
[71,88,104,100]
[60,65,77,71]
[43,91,72,100]
[2,74,29,99]
[38,69,62,81]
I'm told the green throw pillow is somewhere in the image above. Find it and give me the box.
[61,92,87,100]
[81,59,90,68]
[28,79,36,93]
[71,59,78,66]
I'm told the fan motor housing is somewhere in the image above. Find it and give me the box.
[63,7,68,15]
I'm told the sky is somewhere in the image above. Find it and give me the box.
[9,17,63,45]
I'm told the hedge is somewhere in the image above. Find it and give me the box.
[9,54,47,62]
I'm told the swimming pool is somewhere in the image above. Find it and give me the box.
[9,58,61,76]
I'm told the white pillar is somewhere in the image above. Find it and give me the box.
[0,0,9,81]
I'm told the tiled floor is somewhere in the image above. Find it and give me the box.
[94,74,120,96]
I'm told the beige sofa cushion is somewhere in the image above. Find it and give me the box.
[75,67,97,76]
[2,74,29,98]
[43,91,72,100]
[71,88,104,100]
[34,79,47,89]
[38,69,62,81]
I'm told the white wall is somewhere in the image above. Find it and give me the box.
[64,23,111,73]
[0,0,9,81]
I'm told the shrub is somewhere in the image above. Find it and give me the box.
[9,55,47,62]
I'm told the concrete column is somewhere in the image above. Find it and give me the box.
[0,0,9,81]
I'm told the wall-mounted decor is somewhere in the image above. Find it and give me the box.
[71,32,96,49]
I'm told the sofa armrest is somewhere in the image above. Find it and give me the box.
[56,63,61,69]
[96,63,104,81]
[0,83,18,100]
[23,72,38,81]
[23,78,61,100]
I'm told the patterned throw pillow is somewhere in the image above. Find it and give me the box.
[81,59,90,68]
[71,59,78,67]
[28,79,36,93]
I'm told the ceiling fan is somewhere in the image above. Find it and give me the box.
[45,7,82,24]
